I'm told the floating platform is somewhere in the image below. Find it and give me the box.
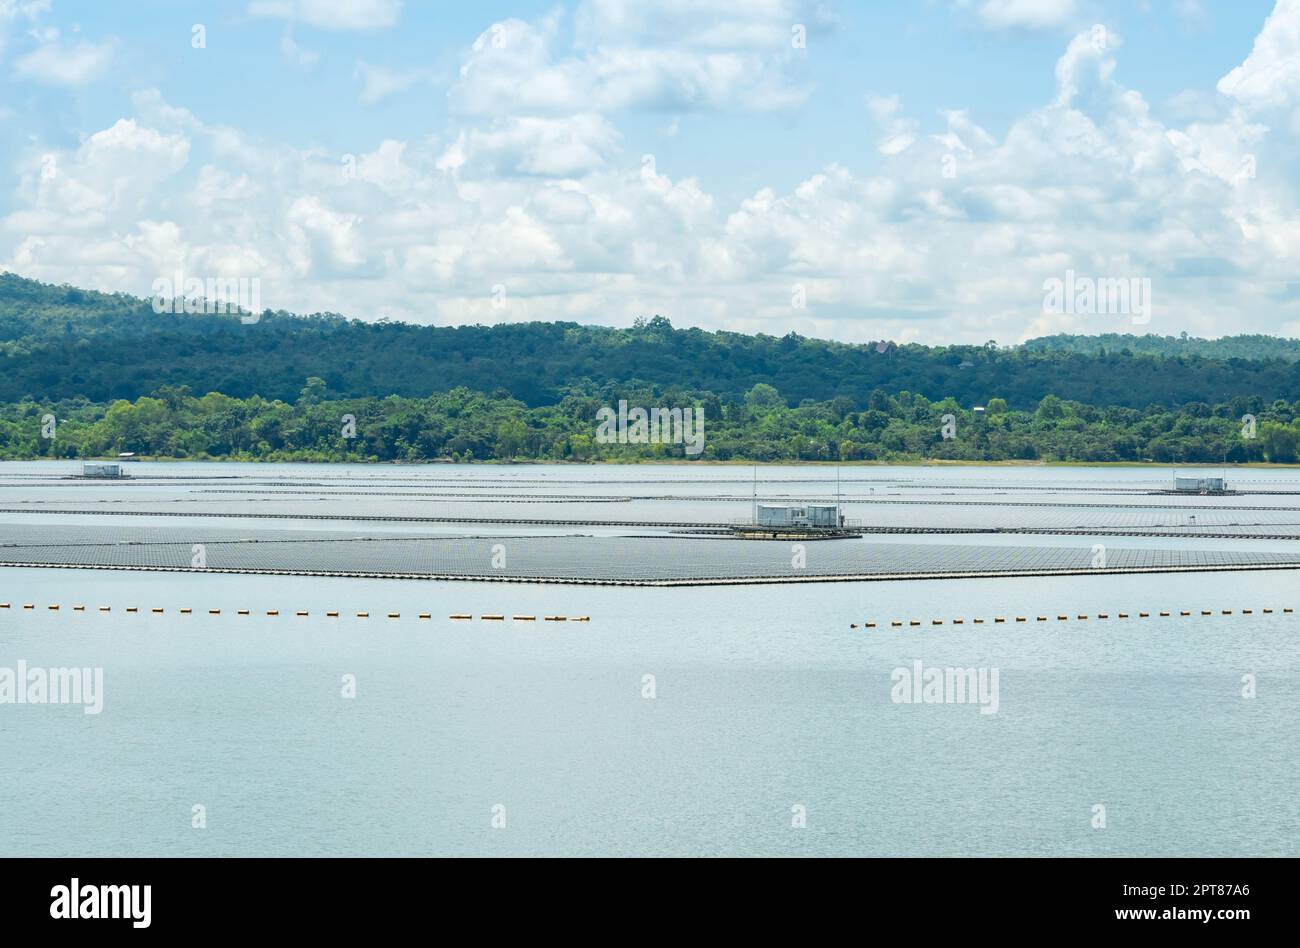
[728,525,858,540]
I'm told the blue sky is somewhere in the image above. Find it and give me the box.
[1,0,1298,343]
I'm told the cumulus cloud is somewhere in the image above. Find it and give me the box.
[1218,0,1300,113]
[451,3,815,116]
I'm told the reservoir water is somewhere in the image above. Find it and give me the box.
[1,462,1297,856]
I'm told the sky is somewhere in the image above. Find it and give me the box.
[1,0,1298,344]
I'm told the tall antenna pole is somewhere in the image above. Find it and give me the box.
[752,465,757,524]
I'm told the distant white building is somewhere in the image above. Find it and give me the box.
[1174,474,1225,493]
[82,462,126,479]
[756,503,841,528]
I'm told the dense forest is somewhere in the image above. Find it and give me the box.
[5,273,1300,411]
[2,272,1300,463]
[6,380,1299,465]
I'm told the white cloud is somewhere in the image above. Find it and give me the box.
[13,37,114,85]
[354,61,432,105]
[451,4,814,117]
[868,95,919,155]
[975,0,1077,30]
[462,115,622,178]
[249,0,402,31]
[1218,0,1300,112]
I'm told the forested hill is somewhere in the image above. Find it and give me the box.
[3,271,1300,410]
[1023,333,1300,361]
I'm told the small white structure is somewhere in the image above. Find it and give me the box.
[1174,474,1225,493]
[82,462,126,479]
[756,503,841,528]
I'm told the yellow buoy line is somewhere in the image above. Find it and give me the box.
[851,607,1293,629]
[0,603,590,622]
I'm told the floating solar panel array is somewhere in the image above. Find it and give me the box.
[2,524,1300,585]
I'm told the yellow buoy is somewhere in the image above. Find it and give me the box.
[450,614,471,620]
[514,615,536,621]
[482,614,504,621]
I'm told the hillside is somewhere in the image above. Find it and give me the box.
[3,272,1300,410]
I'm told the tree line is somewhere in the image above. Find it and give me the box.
[5,380,1298,464]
